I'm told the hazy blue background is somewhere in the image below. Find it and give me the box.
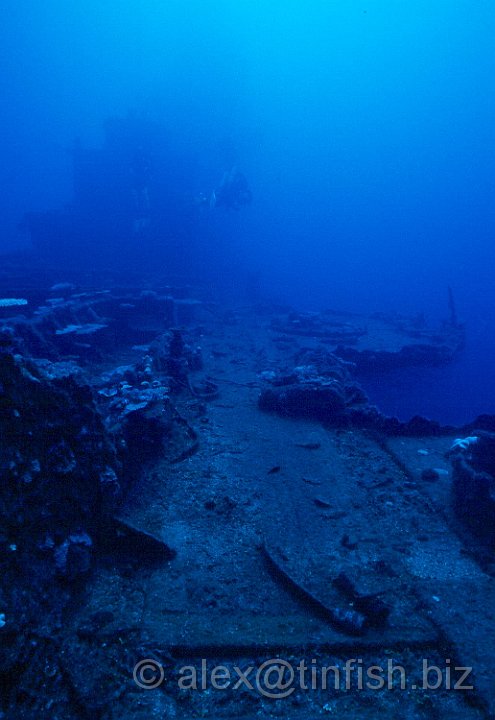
[2,0,495,422]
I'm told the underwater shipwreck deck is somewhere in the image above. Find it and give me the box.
[0,281,492,719]
[65,310,490,719]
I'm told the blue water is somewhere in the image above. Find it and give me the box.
[2,0,495,424]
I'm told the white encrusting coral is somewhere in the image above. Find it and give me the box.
[0,298,28,307]
[450,436,479,451]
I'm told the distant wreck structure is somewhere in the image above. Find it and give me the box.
[269,299,464,373]
[22,116,198,270]
[259,298,465,425]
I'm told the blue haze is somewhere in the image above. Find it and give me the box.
[1,1,495,423]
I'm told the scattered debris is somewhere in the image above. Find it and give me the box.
[313,496,332,508]
[421,468,441,482]
[261,543,367,635]
[332,572,391,628]
[302,477,321,486]
[110,517,177,561]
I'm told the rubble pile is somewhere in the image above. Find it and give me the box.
[258,347,368,421]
